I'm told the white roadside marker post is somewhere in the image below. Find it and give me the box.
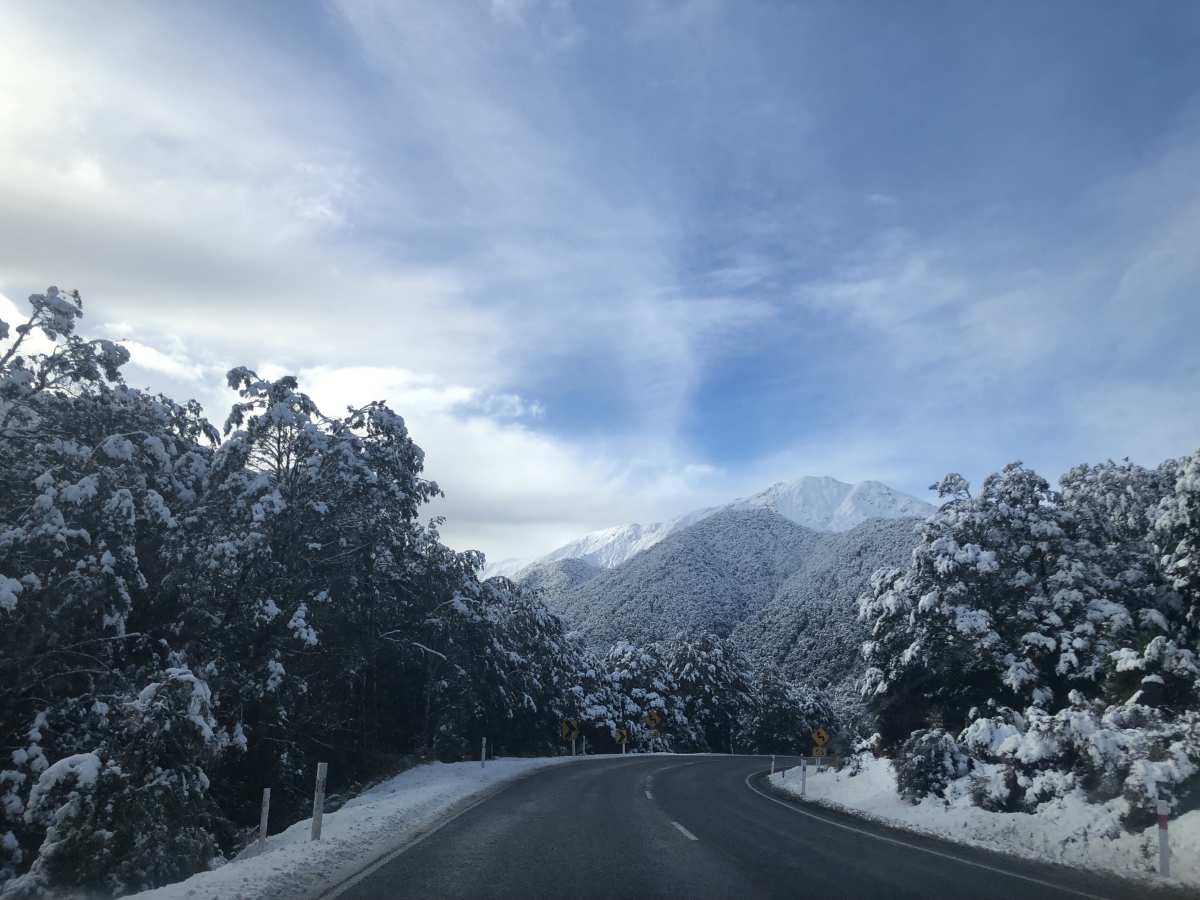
[310,762,328,841]
[800,757,807,799]
[258,788,271,850]
[572,736,576,756]
[1157,798,1170,877]
[771,755,775,776]
[582,734,587,755]
[482,736,487,769]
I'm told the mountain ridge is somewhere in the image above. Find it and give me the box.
[524,506,922,698]
[484,475,932,578]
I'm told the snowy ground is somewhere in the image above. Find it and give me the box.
[127,755,605,900]
[769,757,1200,889]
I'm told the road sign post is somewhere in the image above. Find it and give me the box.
[258,787,271,850]
[642,709,662,738]
[562,719,580,755]
[310,762,328,841]
[481,736,487,769]
[800,757,807,798]
[1158,798,1170,877]
[812,727,829,771]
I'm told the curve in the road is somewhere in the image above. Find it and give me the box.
[323,755,1188,900]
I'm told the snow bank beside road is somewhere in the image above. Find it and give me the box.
[129,755,597,900]
[769,757,1200,888]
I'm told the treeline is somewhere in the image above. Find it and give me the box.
[858,459,1200,825]
[0,289,827,898]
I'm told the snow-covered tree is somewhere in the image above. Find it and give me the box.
[0,287,640,894]
[0,289,224,891]
[659,632,754,752]
[861,454,1200,823]
[6,669,223,898]
[739,670,832,755]
[1059,459,1195,709]
[1154,450,1200,633]
[861,462,1171,746]
[597,641,680,750]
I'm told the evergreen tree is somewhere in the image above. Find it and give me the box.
[739,669,832,755]
[861,463,1152,745]
[1154,450,1200,634]
[599,641,679,750]
[659,633,754,752]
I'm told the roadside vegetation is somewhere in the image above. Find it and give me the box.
[859,458,1200,828]
[0,288,826,898]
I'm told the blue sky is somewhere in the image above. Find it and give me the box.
[2,1,1199,562]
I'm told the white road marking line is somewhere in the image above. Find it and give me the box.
[743,772,1111,900]
[671,820,699,841]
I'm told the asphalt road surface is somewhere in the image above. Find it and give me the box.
[327,755,1189,900]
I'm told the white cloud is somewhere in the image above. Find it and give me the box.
[255,360,730,562]
[118,340,206,382]
[3,1,1197,568]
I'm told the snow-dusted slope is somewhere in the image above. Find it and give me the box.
[488,476,931,577]
[518,557,602,596]
[537,511,920,696]
[731,476,934,532]
[731,516,921,696]
[534,506,717,571]
[547,507,824,645]
[483,556,529,579]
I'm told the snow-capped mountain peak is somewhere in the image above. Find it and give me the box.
[730,476,934,532]
[484,476,933,578]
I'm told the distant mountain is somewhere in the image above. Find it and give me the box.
[484,475,931,578]
[541,507,823,646]
[727,476,933,532]
[524,507,921,699]
[730,517,921,695]
[482,557,529,579]
[517,557,602,596]
[525,506,717,572]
